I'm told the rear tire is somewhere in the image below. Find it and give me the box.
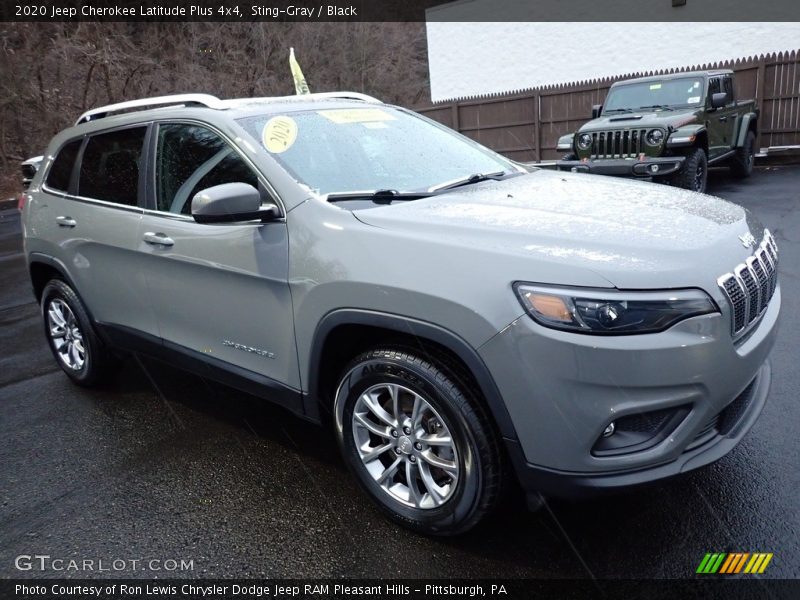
[671,147,708,193]
[334,348,504,535]
[730,130,756,178]
[41,279,118,387]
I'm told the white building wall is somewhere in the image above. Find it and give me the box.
[426,20,800,102]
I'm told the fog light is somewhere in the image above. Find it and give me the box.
[650,164,660,173]
[603,422,616,437]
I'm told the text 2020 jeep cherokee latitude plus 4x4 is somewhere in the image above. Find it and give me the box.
[21,93,779,535]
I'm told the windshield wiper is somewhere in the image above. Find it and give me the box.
[326,189,432,204]
[428,171,511,193]
[603,108,634,114]
[638,104,674,111]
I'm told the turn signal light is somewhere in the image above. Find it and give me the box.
[527,293,572,323]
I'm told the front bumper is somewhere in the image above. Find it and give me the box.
[506,361,770,499]
[479,286,780,498]
[557,156,685,177]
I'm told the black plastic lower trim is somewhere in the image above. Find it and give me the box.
[307,308,519,440]
[96,322,304,417]
[556,156,686,177]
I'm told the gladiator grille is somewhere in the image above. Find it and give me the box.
[590,129,649,158]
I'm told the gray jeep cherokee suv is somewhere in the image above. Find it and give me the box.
[22,93,779,535]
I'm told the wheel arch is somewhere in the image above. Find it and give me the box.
[28,253,104,338]
[694,129,709,154]
[736,112,759,147]
[304,309,519,442]
[29,253,76,302]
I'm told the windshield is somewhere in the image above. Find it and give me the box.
[237,107,516,196]
[603,77,705,112]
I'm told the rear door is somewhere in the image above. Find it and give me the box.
[34,125,158,337]
[136,121,299,390]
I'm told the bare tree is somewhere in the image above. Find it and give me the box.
[0,22,430,196]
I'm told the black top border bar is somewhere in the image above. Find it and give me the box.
[3,0,800,22]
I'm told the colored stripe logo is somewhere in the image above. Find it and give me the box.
[696,553,773,574]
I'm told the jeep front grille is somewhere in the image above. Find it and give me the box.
[718,230,779,336]
[590,129,648,158]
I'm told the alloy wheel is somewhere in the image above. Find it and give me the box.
[694,161,705,191]
[352,383,459,509]
[47,299,85,370]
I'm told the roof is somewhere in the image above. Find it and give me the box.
[609,69,734,87]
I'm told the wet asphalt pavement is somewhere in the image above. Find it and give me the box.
[0,167,798,580]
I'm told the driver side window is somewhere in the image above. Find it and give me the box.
[156,123,260,214]
[707,78,721,101]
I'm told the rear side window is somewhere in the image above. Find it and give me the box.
[156,123,260,214]
[78,127,147,206]
[45,139,82,192]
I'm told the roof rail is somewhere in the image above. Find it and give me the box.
[221,91,383,108]
[75,91,383,126]
[75,94,225,125]
[304,91,382,103]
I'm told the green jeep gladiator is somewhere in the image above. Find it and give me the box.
[556,70,758,193]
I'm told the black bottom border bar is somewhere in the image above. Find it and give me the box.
[3,579,800,600]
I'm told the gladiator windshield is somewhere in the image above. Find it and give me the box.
[603,77,705,113]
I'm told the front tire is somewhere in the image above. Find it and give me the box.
[334,348,504,535]
[41,279,117,387]
[671,147,708,193]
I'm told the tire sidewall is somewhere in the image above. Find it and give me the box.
[676,147,707,193]
[336,355,483,534]
[41,280,94,383]
[692,148,708,193]
[742,131,755,175]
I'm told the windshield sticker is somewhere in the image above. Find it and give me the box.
[688,96,701,104]
[262,116,298,154]
[649,83,662,90]
[318,108,396,124]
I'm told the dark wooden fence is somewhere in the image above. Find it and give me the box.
[414,50,800,162]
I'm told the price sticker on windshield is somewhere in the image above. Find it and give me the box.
[649,83,662,90]
[318,108,396,124]
[262,116,298,154]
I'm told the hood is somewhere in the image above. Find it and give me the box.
[579,109,701,132]
[353,170,762,290]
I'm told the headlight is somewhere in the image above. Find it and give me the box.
[646,129,665,146]
[577,133,592,149]
[514,284,717,334]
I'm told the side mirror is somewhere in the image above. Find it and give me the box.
[191,182,281,224]
[591,104,603,119]
[710,92,728,109]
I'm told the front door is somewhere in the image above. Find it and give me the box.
[706,76,739,159]
[135,122,300,390]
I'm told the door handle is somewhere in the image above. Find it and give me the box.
[56,216,77,227]
[143,232,174,247]
[719,116,728,122]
